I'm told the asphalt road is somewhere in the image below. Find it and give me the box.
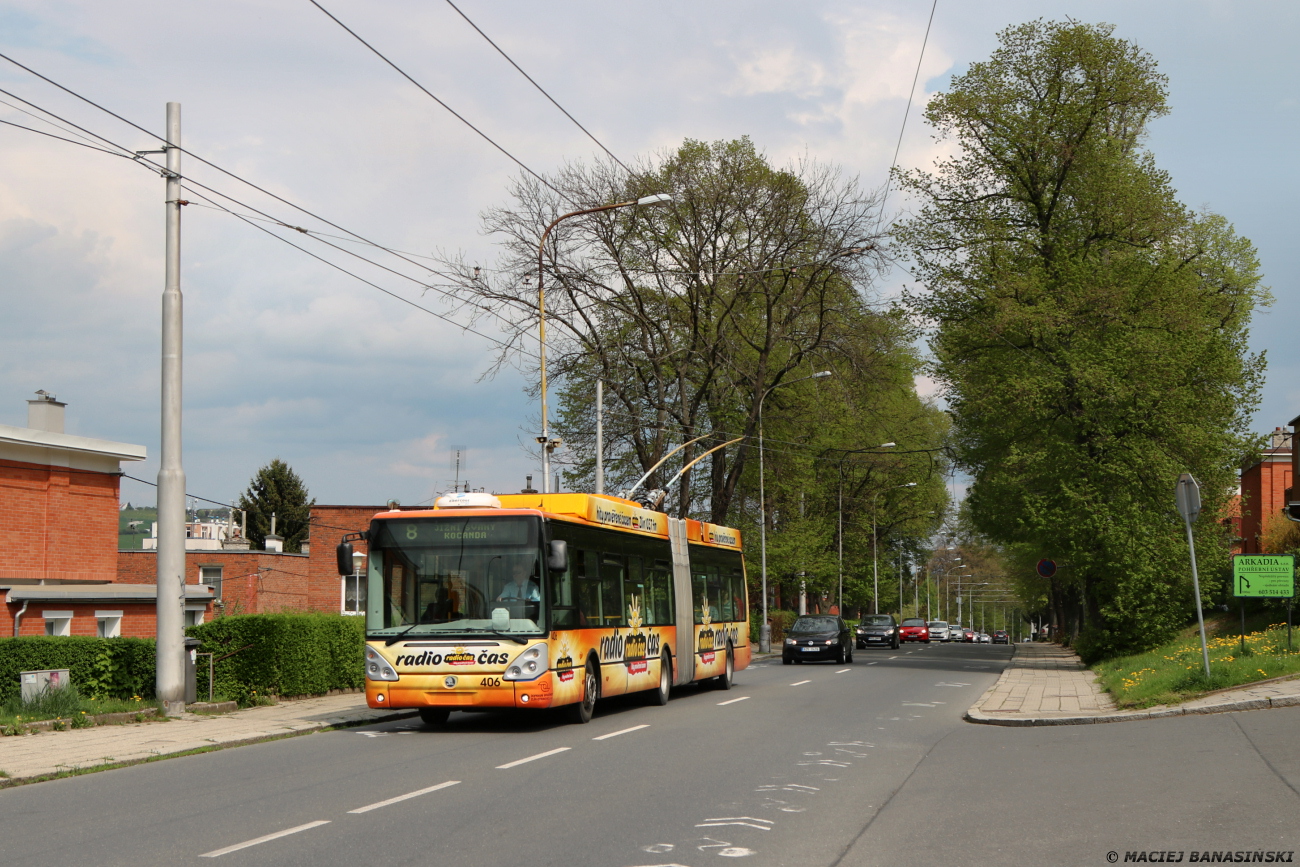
[3,642,1298,866]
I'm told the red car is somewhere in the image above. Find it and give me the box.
[898,617,930,643]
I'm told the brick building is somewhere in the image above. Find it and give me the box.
[1,393,213,638]
[1237,425,1294,555]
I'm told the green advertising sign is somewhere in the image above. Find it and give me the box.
[1232,555,1295,598]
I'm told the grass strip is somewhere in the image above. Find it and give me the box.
[1094,620,1300,708]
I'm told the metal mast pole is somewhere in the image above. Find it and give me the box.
[759,412,770,652]
[595,379,603,494]
[156,102,186,714]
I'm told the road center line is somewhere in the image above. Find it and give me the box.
[718,696,750,705]
[790,680,811,686]
[835,668,851,673]
[496,747,571,769]
[348,780,460,814]
[888,656,898,660]
[593,724,650,740]
[200,821,330,857]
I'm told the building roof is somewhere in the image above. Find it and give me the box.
[0,423,146,474]
[2,584,214,603]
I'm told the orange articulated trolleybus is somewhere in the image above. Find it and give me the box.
[337,490,750,725]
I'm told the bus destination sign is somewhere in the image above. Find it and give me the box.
[1232,554,1295,598]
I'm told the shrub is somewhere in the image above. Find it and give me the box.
[187,614,364,705]
[0,637,156,703]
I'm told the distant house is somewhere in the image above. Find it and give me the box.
[0,393,214,637]
[1236,424,1294,555]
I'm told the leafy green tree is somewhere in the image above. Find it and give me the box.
[236,459,315,553]
[894,20,1268,660]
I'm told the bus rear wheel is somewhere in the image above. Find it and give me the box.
[569,658,599,724]
[651,651,671,705]
[715,644,734,690]
[418,707,450,727]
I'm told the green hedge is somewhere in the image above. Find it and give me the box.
[0,637,156,703]
[187,614,365,704]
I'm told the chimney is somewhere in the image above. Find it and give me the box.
[521,474,538,494]
[264,511,284,553]
[1271,426,1291,450]
[27,391,66,433]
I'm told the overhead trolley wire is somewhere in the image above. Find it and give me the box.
[442,0,634,176]
[305,0,571,204]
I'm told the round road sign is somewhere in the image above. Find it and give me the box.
[1037,559,1057,578]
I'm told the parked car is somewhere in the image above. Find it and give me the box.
[898,617,930,643]
[961,627,975,642]
[927,620,951,642]
[992,630,1010,644]
[977,632,991,643]
[855,614,899,649]
[783,615,853,664]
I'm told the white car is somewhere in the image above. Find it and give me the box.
[927,621,951,642]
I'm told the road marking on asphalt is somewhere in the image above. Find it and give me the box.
[717,696,750,705]
[936,681,971,687]
[200,821,331,857]
[593,724,650,740]
[867,661,878,665]
[835,668,851,673]
[888,656,898,660]
[696,817,773,831]
[903,702,936,707]
[348,780,460,814]
[790,680,811,686]
[496,746,572,769]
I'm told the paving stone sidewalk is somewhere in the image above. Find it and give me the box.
[967,642,1300,726]
[0,694,416,784]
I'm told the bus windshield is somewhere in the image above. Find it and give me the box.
[367,515,546,639]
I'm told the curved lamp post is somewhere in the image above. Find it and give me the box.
[758,370,833,652]
[536,192,673,492]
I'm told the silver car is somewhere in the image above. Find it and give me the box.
[927,620,951,642]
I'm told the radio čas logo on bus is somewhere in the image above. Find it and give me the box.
[444,646,476,666]
[624,595,649,674]
[698,596,716,664]
[555,641,575,683]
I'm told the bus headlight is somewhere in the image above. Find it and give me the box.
[365,645,400,682]
[503,643,548,682]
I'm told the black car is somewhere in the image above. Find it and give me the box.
[992,630,1010,644]
[783,615,853,664]
[855,614,899,650]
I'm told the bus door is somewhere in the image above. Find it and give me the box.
[576,549,627,698]
[668,517,695,685]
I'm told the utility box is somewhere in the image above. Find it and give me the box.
[184,637,202,704]
[20,669,71,703]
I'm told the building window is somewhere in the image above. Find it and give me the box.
[95,611,123,638]
[185,607,205,627]
[42,611,72,636]
[342,574,367,615]
[200,565,222,599]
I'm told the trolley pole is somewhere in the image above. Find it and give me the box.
[156,102,187,715]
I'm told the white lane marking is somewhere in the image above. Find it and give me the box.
[903,702,935,707]
[936,681,971,687]
[496,746,571,769]
[888,656,898,660]
[348,780,459,814]
[200,821,330,857]
[593,724,650,740]
[867,661,878,665]
[718,696,750,706]
[790,680,811,686]
[835,668,851,673]
[697,817,773,831]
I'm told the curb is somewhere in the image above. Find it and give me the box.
[966,682,1300,727]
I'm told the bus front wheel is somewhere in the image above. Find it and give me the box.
[569,658,599,724]
[419,707,450,727]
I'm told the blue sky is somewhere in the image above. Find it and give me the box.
[0,0,1295,510]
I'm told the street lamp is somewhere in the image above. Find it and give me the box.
[872,482,916,614]
[837,443,896,618]
[758,370,833,652]
[536,192,673,493]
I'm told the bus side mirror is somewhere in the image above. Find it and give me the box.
[547,540,568,573]
[337,541,354,576]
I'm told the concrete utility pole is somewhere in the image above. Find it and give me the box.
[155,103,186,714]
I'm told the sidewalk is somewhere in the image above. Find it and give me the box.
[967,642,1300,726]
[0,694,416,784]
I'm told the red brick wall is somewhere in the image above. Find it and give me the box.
[0,458,121,581]
[2,601,175,638]
[307,506,384,614]
[116,550,310,615]
[1239,453,1293,554]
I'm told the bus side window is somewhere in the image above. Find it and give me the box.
[731,565,747,622]
[576,549,601,627]
[549,543,577,629]
[624,556,646,625]
[600,553,626,627]
[692,564,708,624]
[710,568,732,622]
[649,560,673,626]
